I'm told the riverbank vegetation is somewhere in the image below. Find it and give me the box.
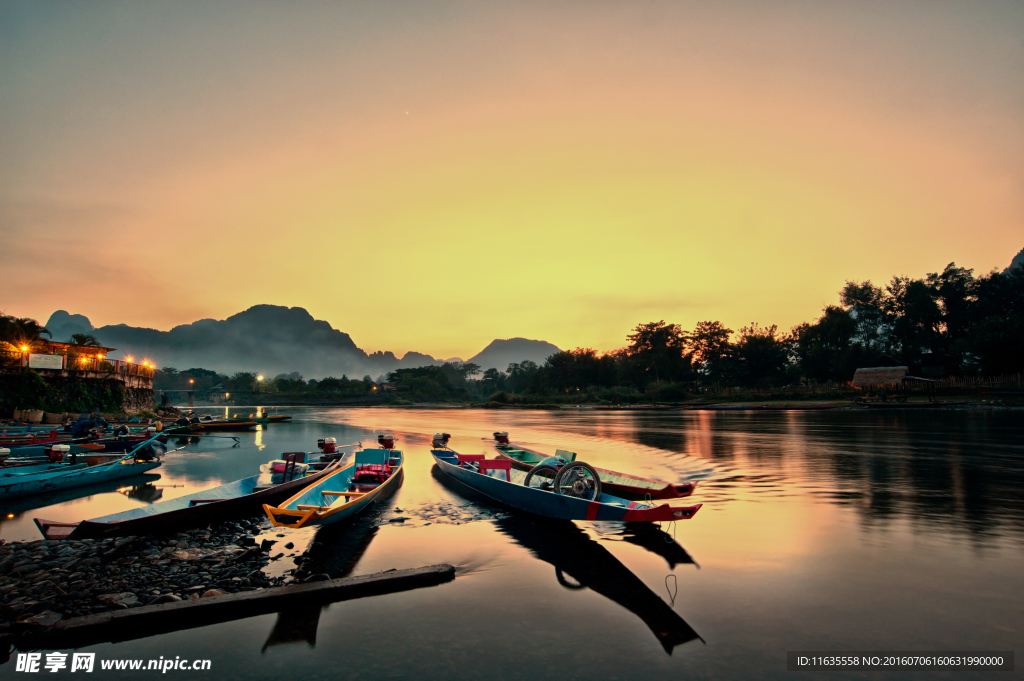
[82,261,1024,406]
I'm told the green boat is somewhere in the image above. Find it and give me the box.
[493,434,695,500]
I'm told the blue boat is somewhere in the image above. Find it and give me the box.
[264,446,404,529]
[431,447,701,522]
[35,453,341,540]
[0,459,161,500]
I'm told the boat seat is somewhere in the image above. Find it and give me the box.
[478,459,512,481]
[297,504,330,512]
[322,490,366,497]
[457,454,485,470]
[353,463,391,484]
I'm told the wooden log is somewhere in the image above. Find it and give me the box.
[19,564,455,650]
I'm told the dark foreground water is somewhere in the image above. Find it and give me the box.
[2,407,1022,680]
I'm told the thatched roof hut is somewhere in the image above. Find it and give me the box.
[852,366,909,388]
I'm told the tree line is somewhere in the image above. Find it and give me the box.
[8,258,1023,403]
[479,262,1024,400]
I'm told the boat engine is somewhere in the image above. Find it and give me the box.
[377,432,396,450]
[318,437,337,454]
[47,444,70,463]
[493,431,509,445]
[431,432,451,448]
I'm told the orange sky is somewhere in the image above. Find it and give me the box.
[2,0,1021,359]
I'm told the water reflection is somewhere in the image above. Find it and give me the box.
[261,486,396,652]
[556,410,1024,540]
[118,482,165,503]
[0,474,162,527]
[590,521,698,569]
[494,515,702,655]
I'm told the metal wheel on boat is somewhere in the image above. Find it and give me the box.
[553,462,601,500]
[524,463,559,491]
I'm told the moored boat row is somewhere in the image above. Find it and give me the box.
[30,426,702,541]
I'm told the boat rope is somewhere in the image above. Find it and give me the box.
[664,573,677,607]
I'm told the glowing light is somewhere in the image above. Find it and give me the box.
[5,514,12,519]
[189,379,194,384]
[257,375,264,381]
[20,346,28,352]
[125,356,134,364]
[98,354,105,360]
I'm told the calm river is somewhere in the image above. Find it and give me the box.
[2,407,1022,679]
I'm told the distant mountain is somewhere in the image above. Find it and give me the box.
[46,311,94,341]
[468,338,562,372]
[42,306,560,379]
[43,305,445,379]
[1006,247,1024,273]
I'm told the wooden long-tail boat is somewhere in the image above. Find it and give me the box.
[492,435,695,500]
[264,444,403,529]
[431,446,700,523]
[225,414,293,424]
[35,452,341,540]
[0,458,161,500]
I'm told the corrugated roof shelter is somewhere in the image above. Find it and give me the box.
[852,366,909,388]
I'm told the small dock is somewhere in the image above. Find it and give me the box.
[18,564,455,650]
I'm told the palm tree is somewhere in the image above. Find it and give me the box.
[0,314,51,348]
[70,333,101,347]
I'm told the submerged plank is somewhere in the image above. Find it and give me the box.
[19,564,455,650]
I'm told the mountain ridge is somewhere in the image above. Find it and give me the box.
[44,305,560,379]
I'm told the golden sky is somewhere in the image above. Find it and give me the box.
[2,0,1021,359]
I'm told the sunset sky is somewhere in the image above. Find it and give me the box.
[2,0,1021,360]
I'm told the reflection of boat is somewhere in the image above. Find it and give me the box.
[590,521,698,570]
[262,515,383,653]
[494,437,696,500]
[432,448,701,522]
[118,482,164,503]
[495,515,702,654]
[0,474,162,519]
[35,454,340,539]
[262,605,322,651]
[264,447,404,529]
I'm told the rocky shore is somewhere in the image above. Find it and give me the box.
[0,516,321,650]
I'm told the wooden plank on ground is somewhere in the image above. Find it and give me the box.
[19,564,455,650]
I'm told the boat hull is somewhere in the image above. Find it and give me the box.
[495,444,695,500]
[0,461,161,500]
[264,449,403,529]
[432,450,699,522]
[34,461,340,540]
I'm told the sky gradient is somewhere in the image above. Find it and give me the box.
[2,0,1022,360]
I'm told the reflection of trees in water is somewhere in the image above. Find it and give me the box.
[571,411,1024,539]
[809,412,1024,539]
[495,515,702,655]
